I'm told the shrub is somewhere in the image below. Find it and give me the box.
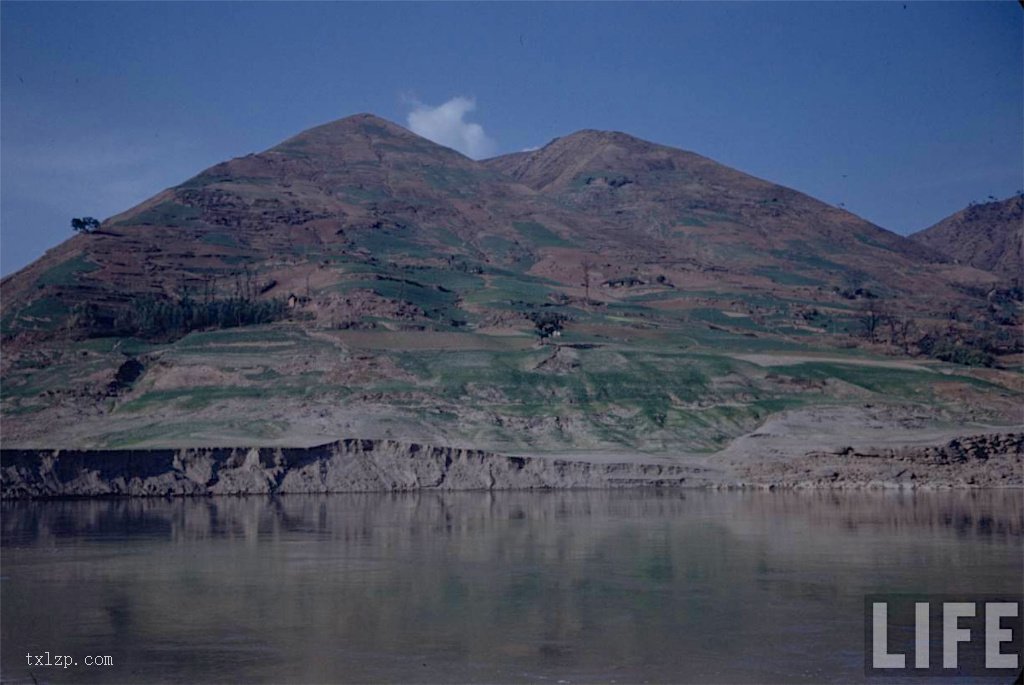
[71,217,101,234]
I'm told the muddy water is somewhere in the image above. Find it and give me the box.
[2,490,1021,683]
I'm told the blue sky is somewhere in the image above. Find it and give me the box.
[2,1,1021,275]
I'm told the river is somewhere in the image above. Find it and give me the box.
[2,490,1021,683]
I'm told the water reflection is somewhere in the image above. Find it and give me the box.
[2,490,1021,683]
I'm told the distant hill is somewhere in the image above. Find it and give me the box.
[910,194,1023,279]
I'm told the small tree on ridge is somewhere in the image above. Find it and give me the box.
[71,217,101,234]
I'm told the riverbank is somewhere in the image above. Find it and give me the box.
[0,439,718,499]
[2,430,1021,499]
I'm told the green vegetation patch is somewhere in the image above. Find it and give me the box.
[72,336,159,356]
[100,418,291,448]
[10,296,70,331]
[2,401,48,416]
[338,276,468,326]
[35,254,100,287]
[398,265,485,292]
[767,362,944,396]
[379,344,803,450]
[115,383,313,414]
[220,255,258,266]
[464,275,558,309]
[422,166,479,195]
[350,224,426,257]
[512,221,572,248]
[622,290,687,304]
[173,324,306,349]
[430,227,466,248]
[200,231,240,248]
[680,324,815,353]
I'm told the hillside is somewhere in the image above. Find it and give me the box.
[0,114,1020,454]
[910,194,1023,279]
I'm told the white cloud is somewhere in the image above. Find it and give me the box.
[406,96,497,159]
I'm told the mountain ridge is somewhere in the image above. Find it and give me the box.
[0,112,1001,346]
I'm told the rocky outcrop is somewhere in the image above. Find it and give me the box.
[0,439,712,499]
[730,433,1024,490]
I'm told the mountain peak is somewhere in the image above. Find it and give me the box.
[323,112,410,133]
[555,128,660,149]
[271,113,419,152]
[484,127,700,192]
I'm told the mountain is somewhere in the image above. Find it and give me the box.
[1,114,536,331]
[0,116,987,337]
[1,114,1019,453]
[910,194,1023,279]
[485,129,952,292]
